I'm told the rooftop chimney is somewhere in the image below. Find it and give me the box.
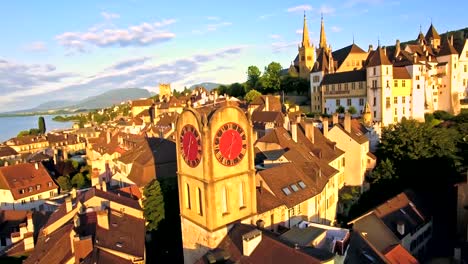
[450,34,454,46]
[96,209,109,230]
[290,121,298,143]
[323,118,329,138]
[101,182,107,192]
[397,222,405,236]
[395,39,400,58]
[305,121,315,144]
[332,113,339,126]
[368,44,373,52]
[34,163,39,170]
[4,161,8,167]
[242,229,262,256]
[265,96,269,111]
[71,188,77,199]
[106,131,111,144]
[344,112,352,133]
[65,196,72,213]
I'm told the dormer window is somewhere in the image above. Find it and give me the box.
[282,187,292,196]
[290,184,299,192]
[298,181,306,189]
[28,187,33,192]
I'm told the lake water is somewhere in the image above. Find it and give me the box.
[0,115,74,143]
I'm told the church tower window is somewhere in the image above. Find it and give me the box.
[196,187,203,216]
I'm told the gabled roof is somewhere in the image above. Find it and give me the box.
[251,111,284,127]
[24,224,74,264]
[366,47,392,67]
[383,244,419,264]
[0,145,19,157]
[321,70,366,85]
[0,163,57,200]
[393,66,411,79]
[332,44,367,69]
[131,99,153,107]
[195,224,321,264]
[438,36,458,56]
[425,24,440,41]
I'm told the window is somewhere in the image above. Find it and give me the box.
[347,99,352,106]
[386,80,390,88]
[332,85,335,91]
[221,186,228,214]
[417,84,420,89]
[50,191,55,197]
[352,82,356,90]
[359,82,363,89]
[196,188,203,216]
[336,99,340,106]
[301,56,305,61]
[394,117,398,123]
[298,181,306,189]
[465,65,467,72]
[184,183,191,209]
[19,189,25,194]
[28,187,33,192]
[373,97,376,106]
[282,187,292,196]
[36,184,41,190]
[386,97,391,108]
[307,56,312,61]
[394,80,398,87]
[372,80,378,88]
[38,195,42,200]
[402,97,406,104]
[345,83,348,90]
[338,84,341,91]
[416,75,420,80]
[373,67,376,75]
[342,157,346,167]
[359,98,364,106]
[394,108,398,115]
[290,184,299,192]
[30,197,34,202]
[394,97,398,104]
[239,182,245,208]
[466,51,468,58]
[403,107,406,115]
[402,80,406,87]
[48,182,53,187]
[374,111,376,118]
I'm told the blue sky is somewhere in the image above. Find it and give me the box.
[0,0,467,112]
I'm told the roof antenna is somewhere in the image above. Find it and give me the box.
[378,35,380,47]
[352,33,355,44]
[321,12,323,20]
[419,24,422,33]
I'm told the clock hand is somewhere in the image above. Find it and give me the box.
[187,135,193,157]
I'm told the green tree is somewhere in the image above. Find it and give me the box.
[71,173,86,189]
[38,116,46,134]
[57,176,72,191]
[246,66,261,91]
[216,85,228,95]
[369,158,395,183]
[228,83,246,98]
[433,110,454,121]
[244,89,262,102]
[336,106,345,114]
[143,180,165,231]
[17,130,30,137]
[261,62,282,92]
[347,106,357,115]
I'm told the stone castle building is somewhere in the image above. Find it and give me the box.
[306,19,468,126]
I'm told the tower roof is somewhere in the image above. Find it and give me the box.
[438,35,458,56]
[425,23,441,41]
[301,13,311,47]
[319,14,327,49]
[366,47,392,67]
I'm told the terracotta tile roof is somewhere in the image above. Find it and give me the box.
[383,244,419,264]
[24,224,74,264]
[47,133,81,145]
[366,47,392,67]
[251,111,284,127]
[0,145,19,158]
[251,95,282,112]
[196,224,321,264]
[94,210,145,258]
[82,248,134,264]
[131,99,153,107]
[333,123,369,145]
[438,36,458,56]
[0,210,31,236]
[73,236,93,263]
[312,49,332,73]
[255,188,284,214]
[127,138,176,187]
[393,66,411,79]
[345,231,387,264]
[7,135,48,146]
[79,187,142,211]
[0,163,57,200]
[113,185,142,200]
[321,70,366,85]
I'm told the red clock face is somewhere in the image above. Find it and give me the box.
[180,125,202,167]
[214,122,247,166]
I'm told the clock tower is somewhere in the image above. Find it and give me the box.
[176,104,257,263]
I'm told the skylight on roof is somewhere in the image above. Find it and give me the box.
[290,184,299,192]
[282,187,292,196]
[298,181,306,189]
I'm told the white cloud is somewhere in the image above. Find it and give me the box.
[331,26,342,32]
[287,4,312,13]
[23,41,47,52]
[206,16,220,21]
[0,45,248,111]
[318,5,335,15]
[296,29,303,35]
[271,41,297,53]
[270,34,282,39]
[344,0,383,8]
[258,13,275,20]
[56,18,176,53]
[101,12,120,20]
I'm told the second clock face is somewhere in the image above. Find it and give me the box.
[214,122,247,166]
[180,124,202,168]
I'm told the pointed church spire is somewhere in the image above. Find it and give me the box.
[319,13,327,49]
[301,11,311,47]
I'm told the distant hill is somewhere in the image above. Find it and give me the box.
[4,88,151,115]
[70,88,151,109]
[189,82,223,91]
